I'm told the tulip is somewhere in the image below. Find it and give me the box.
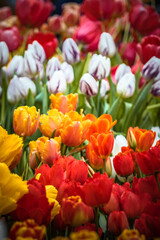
[108,211,129,235]
[112,135,128,157]
[150,80,160,97]
[103,191,120,215]
[0,126,23,170]
[61,195,94,227]
[119,42,137,67]
[79,73,98,97]
[39,109,64,138]
[13,106,40,137]
[0,7,12,21]
[127,127,156,152]
[116,72,135,98]
[61,62,74,83]
[88,54,111,80]
[0,26,22,52]
[7,75,36,104]
[82,172,113,207]
[7,55,24,77]
[0,162,28,216]
[100,79,109,98]
[27,40,46,63]
[75,16,102,52]
[46,57,61,81]
[115,63,131,83]
[62,38,80,64]
[0,41,9,67]
[9,219,46,240]
[50,93,78,114]
[137,35,160,64]
[86,142,104,170]
[142,56,160,81]
[48,15,64,34]
[24,50,43,77]
[117,229,147,240]
[62,3,80,27]
[113,151,134,177]
[27,32,58,59]
[129,3,160,36]
[98,32,116,57]
[16,0,54,27]
[47,70,67,94]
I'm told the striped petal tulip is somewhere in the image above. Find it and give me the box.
[13,106,40,137]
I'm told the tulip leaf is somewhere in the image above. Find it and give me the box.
[108,75,116,107]
[42,85,48,114]
[108,95,123,121]
[99,212,107,233]
[124,81,153,133]
[26,89,35,106]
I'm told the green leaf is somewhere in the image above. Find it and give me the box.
[108,95,123,121]
[26,89,35,106]
[99,212,107,233]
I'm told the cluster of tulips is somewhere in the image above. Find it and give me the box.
[0,0,160,239]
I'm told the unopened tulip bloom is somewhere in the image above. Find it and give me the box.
[116,73,135,98]
[50,93,78,114]
[48,15,64,34]
[0,126,23,170]
[142,56,160,81]
[0,41,9,67]
[62,38,80,64]
[7,55,24,77]
[47,70,67,94]
[108,211,129,236]
[7,75,36,104]
[24,50,43,77]
[115,63,131,83]
[46,57,61,80]
[27,40,46,63]
[13,106,40,137]
[61,62,74,83]
[9,219,46,240]
[150,80,160,97]
[79,73,98,97]
[98,32,116,57]
[88,54,111,80]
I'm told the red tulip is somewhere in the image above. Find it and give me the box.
[119,42,137,67]
[16,0,54,27]
[14,179,53,226]
[129,3,160,36]
[103,191,120,215]
[135,145,160,175]
[74,16,102,52]
[0,7,12,21]
[0,27,22,52]
[137,35,160,64]
[113,151,134,177]
[108,211,129,236]
[82,172,113,207]
[81,0,115,21]
[27,32,58,59]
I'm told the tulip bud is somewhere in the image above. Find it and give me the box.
[150,80,160,97]
[142,56,160,81]
[27,40,46,63]
[7,75,36,103]
[24,50,43,77]
[88,54,111,80]
[48,15,64,34]
[100,79,109,98]
[47,70,67,94]
[127,127,137,150]
[115,63,131,83]
[98,32,116,57]
[108,211,129,236]
[46,57,61,80]
[62,38,80,64]
[0,41,9,67]
[61,62,74,83]
[116,73,135,98]
[79,73,98,97]
[7,55,24,77]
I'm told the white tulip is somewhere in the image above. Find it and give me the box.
[7,55,24,77]
[142,56,160,81]
[61,62,74,83]
[62,38,80,64]
[47,70,67,94]
[27,40,46,63]
[46,57,61,80]
[116,72,135,98]
[0,41,9,67]
[98,32,116,57]
[24,50,43,77]
[115,63,131,84]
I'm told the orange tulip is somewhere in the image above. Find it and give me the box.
[29,136,61,168]
[50,93,78,114]
[127,127,156,152]
[84,114,117,140]
[56,111,91,147]
[13,106,40,137]
[86,142,104,170]
[39,109,64,138]
[90,132,114,159]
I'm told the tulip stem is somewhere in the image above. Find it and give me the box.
[103,158,107,173]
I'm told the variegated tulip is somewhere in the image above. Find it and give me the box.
[79,73,98,97]
[24,50,43,77]
[98,32,116,57]
[27,40,46,63]
[47,70,67,94]
[7,55,24,77]
[115,63,131,83]
[62,38,80,64]
[142,56,160,81]
[46,57,61,80]
[0,41,9,67]
[61,62,74,83]
[116,73,135,98]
